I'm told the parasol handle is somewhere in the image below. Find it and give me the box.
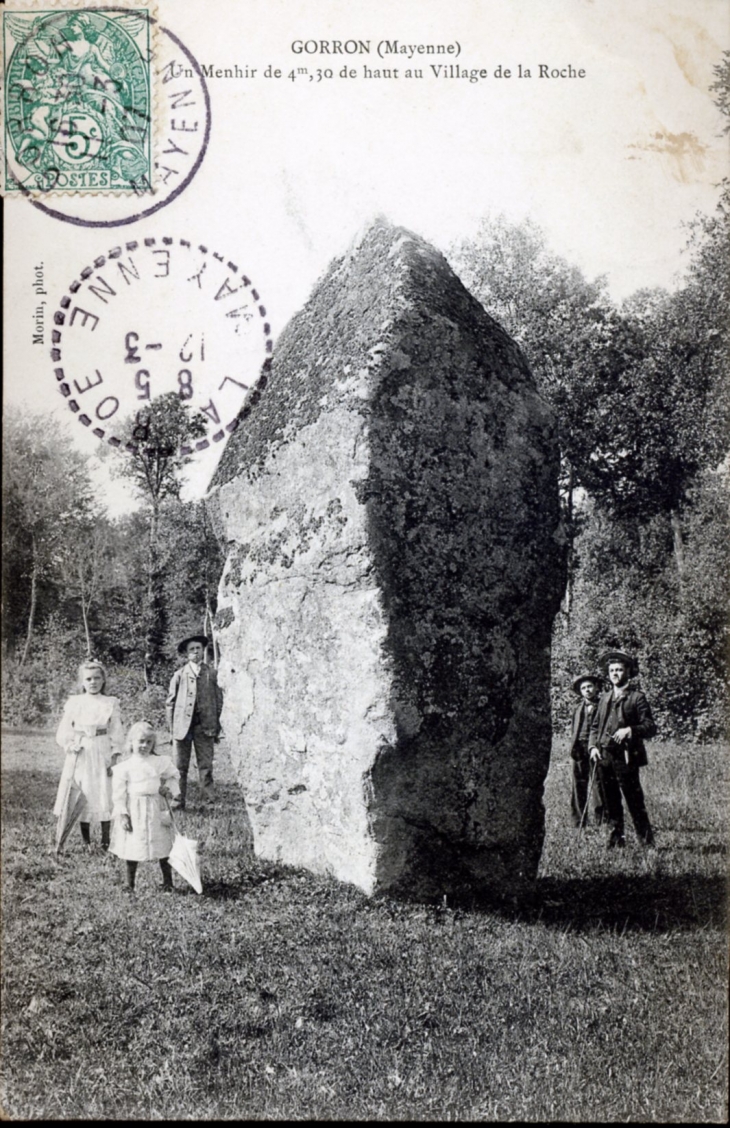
[164,796,181,835]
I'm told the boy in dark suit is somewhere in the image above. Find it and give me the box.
[569,673,604,827]
[589,650,657,848]
[166,635,223,810]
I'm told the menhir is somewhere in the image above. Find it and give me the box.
[207,219,566,901]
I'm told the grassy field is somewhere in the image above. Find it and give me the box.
[1,728,727,1121]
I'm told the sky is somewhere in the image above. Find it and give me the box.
[3,0,728,512]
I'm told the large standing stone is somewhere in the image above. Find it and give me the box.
[207,219,565,900]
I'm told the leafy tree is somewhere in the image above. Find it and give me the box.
[616,272,729,573]
[451,208,728,582]
[58,520,114,657]
[450,216,637,608]
[115,394,207,684]
[159,498,225,664]
[3,410,97,663]
[553,468,729,740]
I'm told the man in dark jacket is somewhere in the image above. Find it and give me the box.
[589,649,657,848]
[166,635,223,810]
[569,673,604,827]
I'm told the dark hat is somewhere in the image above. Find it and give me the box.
[599,650,636,674]
[572,673,603,694]
[177,634,210,655]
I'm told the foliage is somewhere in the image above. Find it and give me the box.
[710,50,730,131]
[1,733,727,1121]
[116,393,207,509]
[159,498,225,658]
[0,640,168,733]
[2,410,98,664]
[115,394,208,686]
[553,470,730,741]
[452,202,728,740]
[0,617,82,727]
[450,216,628,501]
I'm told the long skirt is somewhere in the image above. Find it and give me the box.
[53,740,113,821]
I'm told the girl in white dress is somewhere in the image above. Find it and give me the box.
[54,660,124,850]
[109,721,180,893]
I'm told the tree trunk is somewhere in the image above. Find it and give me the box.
[670,509,685,580]
[204,590,218,668]
[145,502,165,687]
[78,561,92,656]
[560,460,574,618]
[20,551,38,667]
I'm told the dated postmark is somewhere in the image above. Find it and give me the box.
[51,237,272,455]
[3,6,154,194]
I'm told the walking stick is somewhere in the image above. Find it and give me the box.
[577,760,597,833]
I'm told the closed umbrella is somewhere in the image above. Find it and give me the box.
[55,768,87,854]
[166,801,203,894]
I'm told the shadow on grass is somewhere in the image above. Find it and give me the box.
[202,862,300,901]
[202,878,258,900]
[521,871,729,933]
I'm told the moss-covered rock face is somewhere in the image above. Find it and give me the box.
[207,219,566,900]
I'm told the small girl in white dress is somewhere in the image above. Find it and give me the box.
[54,660,124,850]
[109,721,180,893]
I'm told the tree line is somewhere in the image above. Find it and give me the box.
[450,57,729,739]
[2,396,223,726]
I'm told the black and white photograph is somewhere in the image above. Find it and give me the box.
[2,0,728,1119]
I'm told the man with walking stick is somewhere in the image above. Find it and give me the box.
[569,672,604,828]
[589,650,657,849]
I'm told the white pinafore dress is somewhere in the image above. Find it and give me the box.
[109,753,181,861]
[54,694,124,821]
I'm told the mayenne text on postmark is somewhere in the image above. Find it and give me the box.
[51,237,272,455]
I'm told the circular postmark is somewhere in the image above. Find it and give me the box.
[3,7,210,225]
[51,237,272,455]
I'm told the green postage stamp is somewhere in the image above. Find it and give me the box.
[2,3,154,194]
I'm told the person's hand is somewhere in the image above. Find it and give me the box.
[159,785,172,799]
[121,814,132,832]
[589,747,601,763]
[106,766,113,777]
[613,727,632,743]
[66,740,83,755]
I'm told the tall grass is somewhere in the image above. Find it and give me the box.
[1,730,727,1121]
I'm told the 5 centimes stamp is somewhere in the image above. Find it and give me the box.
[2,1,211,226]
[3,3,155,195]
[51,237,272,455]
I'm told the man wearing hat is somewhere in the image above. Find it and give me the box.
[166,635,223,810]
[569,672,604,827]
[589,650,657,848]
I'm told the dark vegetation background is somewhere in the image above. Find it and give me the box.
[2,58,728,743]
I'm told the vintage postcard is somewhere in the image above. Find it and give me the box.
[2,0,728,1120]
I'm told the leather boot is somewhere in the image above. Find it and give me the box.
[160,858,174,891]
[80,822,91,845]
[172,773,187,811]
[101,821,110,851]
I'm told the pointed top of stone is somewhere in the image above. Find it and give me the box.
[212,220,532,490]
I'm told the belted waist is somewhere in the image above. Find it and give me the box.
[128,783,165,798]
[75,725,108,737]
